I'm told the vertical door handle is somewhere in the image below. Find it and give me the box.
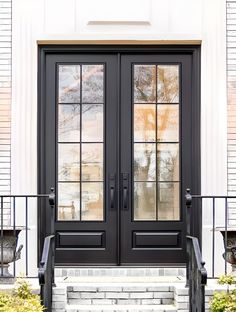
[110,187,115,209]
[109,174,116,210]
[122,173,129,210]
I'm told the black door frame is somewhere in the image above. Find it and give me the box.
[38,45,201,266]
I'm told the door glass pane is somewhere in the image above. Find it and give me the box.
[133,64,180,221]
[57,64,104,221]
[157,105,179,142]
[134,65,156,103]
[58,144,80,181]
[157,144,179,181]
[134,182,156,220]
[134,104,156,142]
[82,104,103,142]
[82,65,104,103]
[158,182,179,220]
[58,105,80,142]
[157,65,179,103]
[58,183,80,220]
[134,143,156,181]
[82,182,103,220]
[59,65,80,103]
[82,143,103,181]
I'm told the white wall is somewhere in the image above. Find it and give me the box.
[11,0,227,275]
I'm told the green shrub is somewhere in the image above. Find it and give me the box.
[211,275,236,312]
[0,279,44,312]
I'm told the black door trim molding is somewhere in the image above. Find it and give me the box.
[38,45,201,266]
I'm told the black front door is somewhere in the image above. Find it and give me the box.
[38,46,200,266]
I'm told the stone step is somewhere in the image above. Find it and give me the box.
[66,304,177,312]
[65,284,174,305]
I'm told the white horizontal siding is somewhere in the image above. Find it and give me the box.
[0,0,11,225]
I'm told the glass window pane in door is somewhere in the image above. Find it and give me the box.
[82,143,103,181]
[157,65,179,103]
[58,104,80,142]
[58,64,104,221]
[134,143,156,181]
[58,144,80,181]
[59,65,80,103]
[134,65,156,103]
[158,182,179,220]
[134,104,156,142]
[157,144,179,182]
[81,182,103,221]
[58,183,80,220]
[133,64,180,221]
[157,105,179,143]
[134,182,156,220]
[82,104,103,142]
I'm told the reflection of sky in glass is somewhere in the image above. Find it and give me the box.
[59,65,80,103]
[58,105,80,142]
[82,65,104,103]
[82,104,103,142]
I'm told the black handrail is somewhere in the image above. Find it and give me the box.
[187,236,207,312]
[38,235,55,312]
[38,188,55,312]
[186,189,207,312]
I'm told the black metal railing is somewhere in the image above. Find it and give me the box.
[186,189,207,312]
[186,189,236,278]
[0,188,55,311]
[38,235,55,312]
[186,188,236,311]
[38,189,55,312]
[186,236,207,312]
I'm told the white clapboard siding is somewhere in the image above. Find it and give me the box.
[0,0,11,225]
[227,1,236,224]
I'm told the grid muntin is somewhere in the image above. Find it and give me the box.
[57,63,105,222]
[132,63,180,221]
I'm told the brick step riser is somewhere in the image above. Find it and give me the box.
[66,286,174,305]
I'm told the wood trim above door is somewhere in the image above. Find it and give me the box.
[37,40,202,45]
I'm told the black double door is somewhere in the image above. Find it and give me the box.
[39,46,200,266]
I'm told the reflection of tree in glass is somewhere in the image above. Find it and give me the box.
[134,65,156,103]
[59,105,80,138]
[158,66,179,103]
[133,65,179,220]
[59,65,80,103]
[82,65,103,103]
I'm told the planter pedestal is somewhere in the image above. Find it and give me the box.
[216,227,236,275]
[0,227,24,284]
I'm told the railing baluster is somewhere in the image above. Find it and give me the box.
[212,197,215,278]
[25,197,28,277]
[13,196,16,277]
[225,197,228,275]
[1,196,3,277]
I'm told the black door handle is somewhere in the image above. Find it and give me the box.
[110,187,115,209]
[109,174,116,210]
[122,173,129,210]
[123,187,128,209]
